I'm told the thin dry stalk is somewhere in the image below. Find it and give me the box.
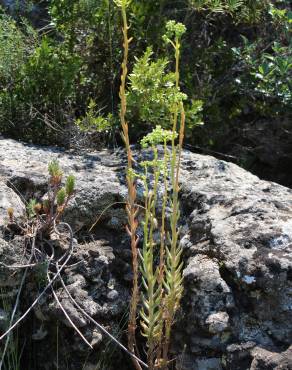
[0,223,74,343]
[116,3,141,369]
[47,272,93,349]
[0,229,37,370]
[55,262,148,369]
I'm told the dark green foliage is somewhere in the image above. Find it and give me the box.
[22,37,80,106]
[2,36,80,143]
[0,10,80,144]
[49,0,121,116]
[0,0,290,148]
[0,13,31,85]
[179,0,292,146]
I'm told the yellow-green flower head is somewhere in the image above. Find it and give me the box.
[163,20,186,42]
[140,159,164,168]
[141,125,178,148]
[114,0,132,8]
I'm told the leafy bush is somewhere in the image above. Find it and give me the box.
[76,99,115,133]
[127,48,179,128]
[22,37,80,106]
[0,13,31,86]
[0,18,80,144]
[0,0,291,151]
[127,47,203,139]
[49,0,121,114]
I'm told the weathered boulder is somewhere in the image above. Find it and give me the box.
[176,152,292,369]
[0,138,127,230]
[0,138,291,369]
[250,346,292,370]
[0,181,26,286]
[28,238,131,369]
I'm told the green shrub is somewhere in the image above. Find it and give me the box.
[76,99,116,133]
[1,0,291,150]
[49,0,121,114]
[230,4,292,116]
[127,47,203,139]
[22,37,80,106]
[0,13,31,86]
[127,47,178,128]
[0,28,81,144]
[0,12,35,136]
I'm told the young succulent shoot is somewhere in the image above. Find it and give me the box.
[139,147,164,369]
[25,163,76,233]
[65,174,75,196]
[48,159,63,186]
[56,188,66,207]
[34,203,42,215]
[27,199,38,218]
[27,199,42,218]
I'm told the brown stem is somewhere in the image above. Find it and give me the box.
[118,5,141,370]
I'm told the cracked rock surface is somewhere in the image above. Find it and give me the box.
[176,152,292,369]
[0,138,291,369]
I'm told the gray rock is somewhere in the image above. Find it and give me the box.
[175,151,292,366]
[179,355,222,370]
[0,181,25,228]
[225,341,256,370]
[1,138,292,369]
[0,235,29,287]
[250,346,292,369]
[205,312,230,334]
[0,139,127,230]
[107,289,119,301]
[90,329,103,348]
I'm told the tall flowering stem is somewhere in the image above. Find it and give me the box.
[114,1,141,370]
[161,21,186,369]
